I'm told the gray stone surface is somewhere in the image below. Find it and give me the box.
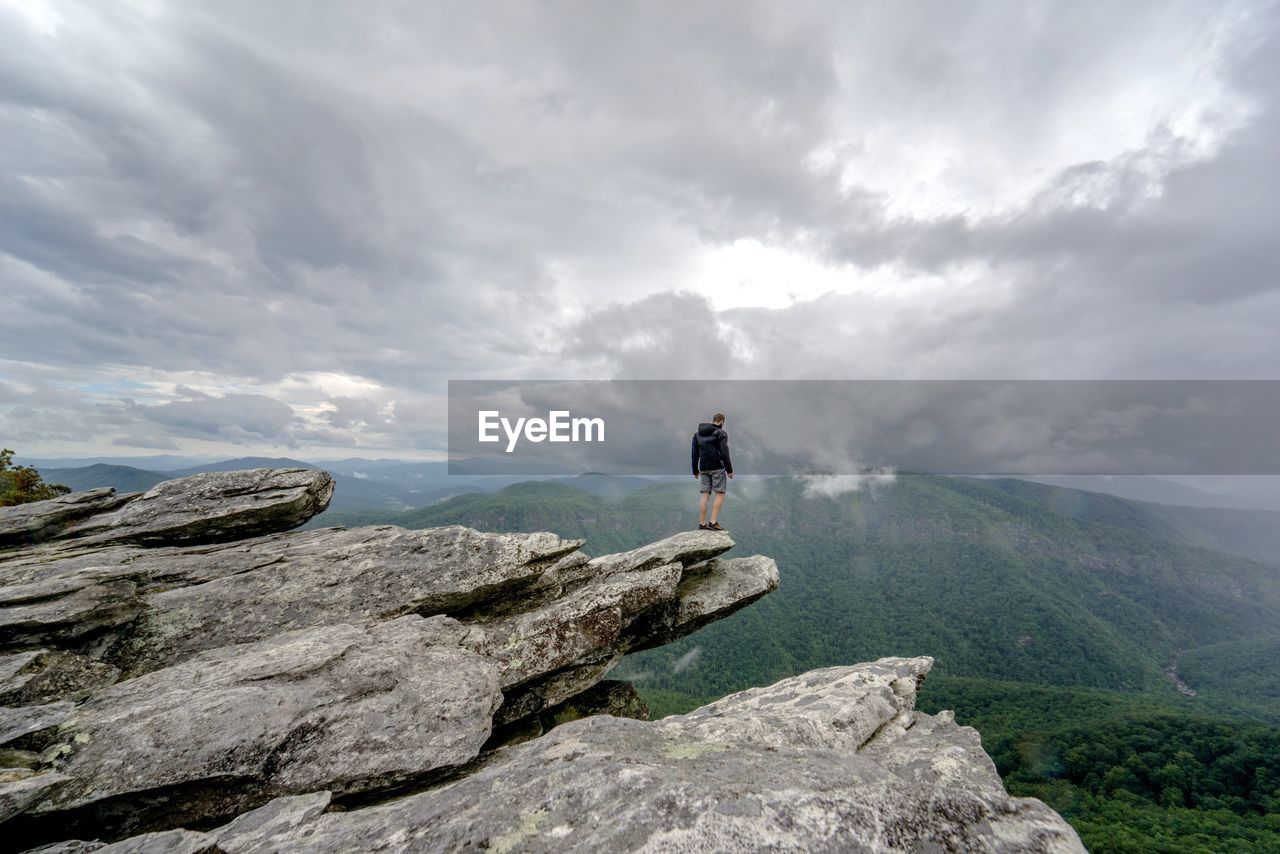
[0,701,73,745]
[489,679,652,750]
[25,615,500,835]
[0,770,66,823]
[0,746,40,769]
[0,490,136,550]
[28,793,334,854]
[672,555,781,631]
[209,791,332,852]
[476,563,683,689]
[94,829,218,853]
[22,841,105,853]
[108,525,583,675]
[472,531,749,694]
[858,706,1006,792]
[626,554,780,653]
[0,649,118,707]
[0,650,43,694]
[174,658,1082,853]
[0,568,144,648]
[473,546,780,734]
[547,679,650,727]
[672,656,931,752]
[0,545,151,588]
[494,656,623,728]
[584,529,737,574]
[55,468,334,547]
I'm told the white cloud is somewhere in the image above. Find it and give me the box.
[801,472,898,499]
[672,646,702,674]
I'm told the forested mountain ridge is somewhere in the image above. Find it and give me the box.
[36,463,168,494]
[978,476,1280,567]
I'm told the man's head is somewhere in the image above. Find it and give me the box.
[712,413,725,426]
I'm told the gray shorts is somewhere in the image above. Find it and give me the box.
[699,469,728,493]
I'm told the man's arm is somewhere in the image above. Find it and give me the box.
[719,430,733,475]
[691,434,699,477]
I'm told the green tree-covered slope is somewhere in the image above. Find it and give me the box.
[918,676,1280,853]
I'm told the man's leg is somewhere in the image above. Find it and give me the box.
[710,491,726,524]
[699,491,710,525]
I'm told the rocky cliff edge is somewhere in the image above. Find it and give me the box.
[0,468,1082,852]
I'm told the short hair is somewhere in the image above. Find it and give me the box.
[712,412,726,424]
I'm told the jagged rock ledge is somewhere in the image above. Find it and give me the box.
[0,468,1082,852]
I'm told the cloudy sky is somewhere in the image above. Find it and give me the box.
[2,0,1278,460]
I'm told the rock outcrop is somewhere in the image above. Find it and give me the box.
[0,468,1082,852]
[0,490,135,550]
[53,468,336,547]
[140,658,1078,853]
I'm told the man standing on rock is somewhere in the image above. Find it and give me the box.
[692,412,733,531]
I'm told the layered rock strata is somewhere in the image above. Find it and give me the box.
[0,468,1081,852]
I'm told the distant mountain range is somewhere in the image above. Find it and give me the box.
[1016,474,1280,512]
[36,463,170,494]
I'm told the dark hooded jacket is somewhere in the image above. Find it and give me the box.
[691,422,733,476]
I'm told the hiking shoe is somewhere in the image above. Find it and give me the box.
[708,522,726,532]
[698,523,710,530]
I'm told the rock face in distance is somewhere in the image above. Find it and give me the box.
[0,468,1082,852]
